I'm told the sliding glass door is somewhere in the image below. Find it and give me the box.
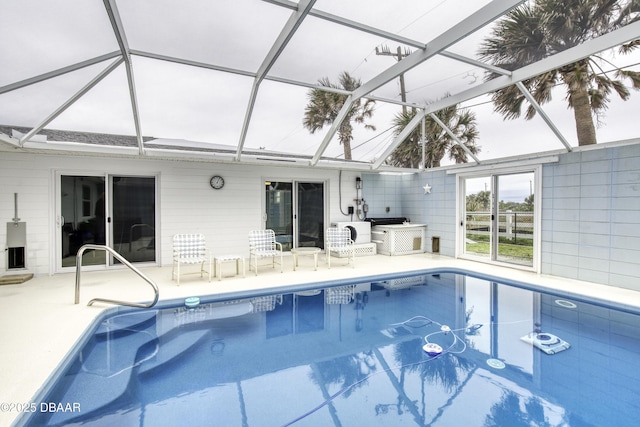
[59,175,106,268]
[265,181,293,250]
[461,171,536,268]
[58,173,156,270]
[463,176,492,262]
[265,180,325,251]
[110,176,156,264]
[495,173,534,266]
[296,182,325,248]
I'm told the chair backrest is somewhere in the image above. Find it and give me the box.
[249,229,278,252]
[173,234,206,258]
[325,285,356,304]
[326,227,352,248]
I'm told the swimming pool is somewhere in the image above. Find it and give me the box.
[16,269,640,426]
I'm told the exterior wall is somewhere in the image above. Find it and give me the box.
[0,151,361,275]
[358,173,403,218]
[363,141,640,291]
[363,170,455,256]
[401,170,457,256]
[541,143,640,291]
[3,140,639,290]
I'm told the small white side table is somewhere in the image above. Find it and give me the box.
[214,255,245,281]
[291,247,321,271]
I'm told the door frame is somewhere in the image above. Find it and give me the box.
[54,170,160,273]
[55,171,107,272]
[456,164,542,272]
[262,177,328,250]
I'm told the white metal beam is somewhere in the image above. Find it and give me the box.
[235,0,316,161]
[372,20,640,169]
[352,0,526,102]
[0,52,121,95]
[0,132,20,148]
[311,0,526,166]
[515,81,572,151]
[374,109,426,169]
[439,51,512,76]
[103,0,145,155]
[18,59,124,146]
[428,112,481,164]
[131,50,418,109]
[424,21,640,115]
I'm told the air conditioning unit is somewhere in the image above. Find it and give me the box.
[331,221,371,244]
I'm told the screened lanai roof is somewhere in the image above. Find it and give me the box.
[1,0,639,170]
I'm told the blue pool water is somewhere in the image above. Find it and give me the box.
[17,270,640,426]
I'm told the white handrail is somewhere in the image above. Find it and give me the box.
[74,244,159,308]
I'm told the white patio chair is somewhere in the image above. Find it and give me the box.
[325,227,355,268]
[172,233,211,285]
[248,229,283,275]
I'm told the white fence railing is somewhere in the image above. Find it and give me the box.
[466,211,533,240]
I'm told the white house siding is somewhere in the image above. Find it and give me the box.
[0,151,361,275]
[3,141,639,290]
[0,154,51,275]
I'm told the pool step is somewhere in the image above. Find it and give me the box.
[137,328,212,378]
[44,327,211,426]
[45,330,158,426]
[93,311,158,339]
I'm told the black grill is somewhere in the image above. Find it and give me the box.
[365,217,407,226]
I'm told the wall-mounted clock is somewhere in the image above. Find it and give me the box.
[210,175,225,189]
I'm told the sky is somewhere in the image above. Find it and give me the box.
[1,0,639,165]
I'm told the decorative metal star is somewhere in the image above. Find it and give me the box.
[423,183,432,194]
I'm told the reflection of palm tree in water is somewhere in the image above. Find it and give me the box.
[313,351,377,398]
[378,334,476,426]
[394,338,474,393]
[484,391,554,427]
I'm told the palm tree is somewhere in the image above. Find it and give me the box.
[303,72,376,160]
[479,0,640,146]
[389,105,480,168]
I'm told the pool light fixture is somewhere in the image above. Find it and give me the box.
[487,359,506,369]
[555,299,577,309]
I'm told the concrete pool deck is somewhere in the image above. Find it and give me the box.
[2,253,640,426]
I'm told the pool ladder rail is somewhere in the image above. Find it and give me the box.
[74,244,159,308]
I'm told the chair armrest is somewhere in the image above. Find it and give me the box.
[275,241,283,251]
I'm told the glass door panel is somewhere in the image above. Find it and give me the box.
[296,182,324,249]
[265,181,293,251]
[111,176,156,263]
[462,171,536,268]
[463,176,492,260]
[59,174,156,269]
[265,180,326,250]
[60,175,106,268]
[495,173,534,267]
